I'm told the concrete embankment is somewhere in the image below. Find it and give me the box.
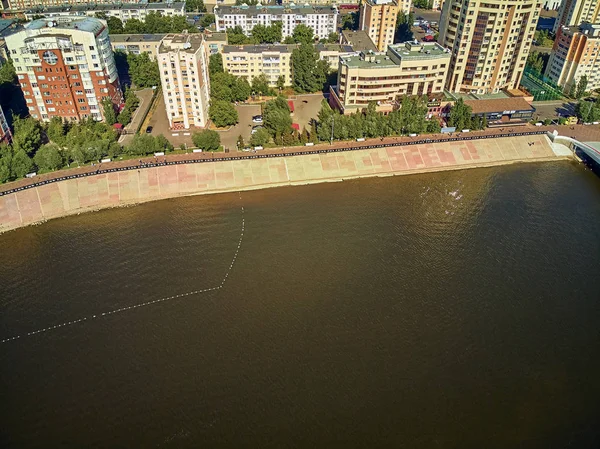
[0,134,567,233]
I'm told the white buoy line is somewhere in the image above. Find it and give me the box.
[1,193,246,345]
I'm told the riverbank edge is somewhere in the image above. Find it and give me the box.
[0,154,571,235]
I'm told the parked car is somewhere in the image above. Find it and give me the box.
[251,125,263,134]
[252,115,263,123]
[145,126,153,134]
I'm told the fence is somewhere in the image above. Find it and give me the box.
[520,67,565,101]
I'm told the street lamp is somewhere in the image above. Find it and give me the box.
[330,116,335,145]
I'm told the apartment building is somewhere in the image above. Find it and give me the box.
[5,16,123,122]
[157,34,210,130]
[222,45,294,87]
[316,43,357,70]
[546,23,600,92]
[110,34,166,59]
[204,32,228,55]
[23,3,185,23]
[330,41,451,114]
[0,105,11,144]
[553,0,600,33]
[214,5,338,40]
[439,0,541,94]
[359,0,399,52]
[8,0,144,10]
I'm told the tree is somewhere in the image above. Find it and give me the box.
[127,52,160,88]
[34,143,64,172]
[209,100,239,127]
[574,75,588,99]
[186,0,206,12]
[447,98,473,130]
[249,128,271,147]
[237,134,245,149]
[0,59,16,85]
[200,14,215,28]
[283,36,296,44]
[252,22,283,44]
[105,16,124,34]
[211,72,234,101]
[396,12,414,43]
[341,12,359,31]
[102,98,117,125]
[126,134,157,156]
[46,117,67,146]
[209,53,224,76]
[12,116,42,156]
[117,88,140,126]
[263,96,292,136]
[156,134,174,152]
[227,26,251,45]
[251,73,273,96]
[231,77,251,102]
[192,129,220,151]
[292,24,314,44]
[276,75,286,91]
[325,32,339,44]
[291,43,329,93]
[11,149,34,178]
[0,144,13,183]
[527,51,549,75]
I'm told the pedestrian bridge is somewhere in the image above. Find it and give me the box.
[548,133,600,166]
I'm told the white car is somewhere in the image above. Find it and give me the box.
[252,115,263,123]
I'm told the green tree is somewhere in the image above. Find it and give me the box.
[252,22,283,44]
[251,73,273,96]
[11,149,34,178]
[105,16,124,34]
[276,75,286,91]
[102,98,117,125]
[237,134,245,149]
[12,116,42,156]
[156,134,174,152]
[200,14,215,28]
[341,12,359,31]
[249,127,271,147]
[574,75,588,99]
[227,26,251,45]
[263,96,292,136]
[283,36,296,44]
[292,24,314,44]
[127,52,160,88]
[34,143,64,172]
[396,12,414,42]
[126,134,157,156]
[46,117,67,146]
[209,53,224,76]
[0,59,16,85]
[325,32,339,44]
[186,0,206,12]
[0,143,13,183]
[291,43,329,93]
[211,72,234,101]
[192,129,221,151]
[209,100,239,127]
[447,98,473,131]
[231,77,251,102]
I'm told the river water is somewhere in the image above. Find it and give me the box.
[1,161,600,448]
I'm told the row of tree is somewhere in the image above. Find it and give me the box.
[102,12,198,35]
[102,88,140,127]
[575,99,600,123]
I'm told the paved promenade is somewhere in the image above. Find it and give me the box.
[0,133,564,233]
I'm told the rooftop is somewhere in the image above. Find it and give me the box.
[109,33,166,43]
[159,33,205,53]
[464,97,535,114]
[204,32,227,42]
[215,4,338,15]
[25,16,107,35]
[388,41,450,60]
[25,2,184,14]
[223,44,296,53]
[315,43,355,53]
[341,41,449,68]
[340,30,379,52]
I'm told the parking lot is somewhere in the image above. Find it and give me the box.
[217,104,262,151]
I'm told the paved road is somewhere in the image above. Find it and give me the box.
[119,88,155,146]
[3,124,597,196]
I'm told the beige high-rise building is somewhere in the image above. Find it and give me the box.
[330,41,450,114]
[553,0,600,34]
[546,23,600,92]
[359,0,399,52]
[439,0,541,94]
[157,34,210,130]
